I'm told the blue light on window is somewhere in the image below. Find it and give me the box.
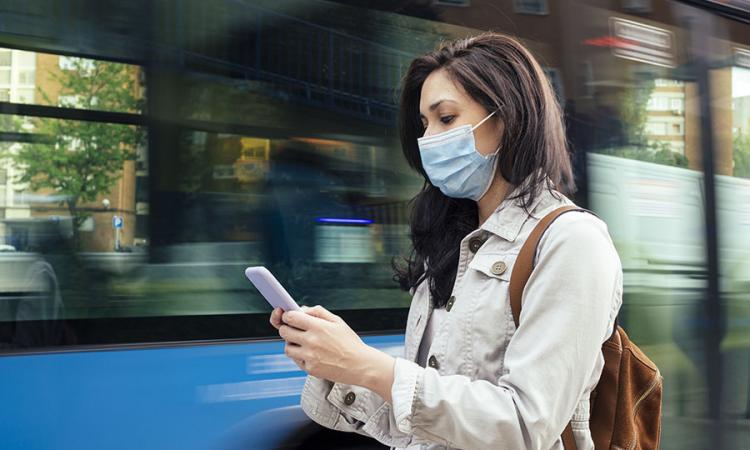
[316,217,374,225]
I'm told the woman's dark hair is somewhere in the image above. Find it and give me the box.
[392,32,575,308]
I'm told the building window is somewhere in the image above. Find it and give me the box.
[646,122,667,135]
[17,70,35,85]
[0,89,9,102]
[0,50,11,66]
[647,96,669,111]
[15,51,35,66]
[670,98,683,113]
[13,190,31,206]
[15,88,35,104]
[654,78,684,87]
[672,123,683,135]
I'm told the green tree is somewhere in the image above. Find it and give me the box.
[603,142,688,168]
[647,140,689,167]
[606,76,689,168]
[618,76,655,146]
[3,57,144,245]
[733,132,750,178]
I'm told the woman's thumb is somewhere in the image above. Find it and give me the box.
[304,305,340,322]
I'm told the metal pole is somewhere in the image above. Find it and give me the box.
[683,8,725,448]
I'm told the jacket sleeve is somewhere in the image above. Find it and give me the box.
[389,213,622,449]
[299,279,429,448]
[300,375,416,448]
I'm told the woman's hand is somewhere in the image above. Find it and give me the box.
[270,307,305,369]
[278,306,368,385]
[273,305,395,402]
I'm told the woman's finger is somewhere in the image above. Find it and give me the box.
[270,307,283,329]
[278,324,306,345]
[284,342,304,361]
[292,358,306,371]
[282,310,320,331]
[304,305,341,323]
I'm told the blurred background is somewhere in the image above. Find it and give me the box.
[0,0,748,449]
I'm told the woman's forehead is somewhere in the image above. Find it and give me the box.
[420,71,470,113]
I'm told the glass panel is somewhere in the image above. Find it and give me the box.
[0,47,142,113]
[0,7,745,442]
[713,20,750,449]
[0,111,146,326]
[144,88,418,316]
[574,3,713,447]
[0,1,748,449]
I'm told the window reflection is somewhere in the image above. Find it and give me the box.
[718,60,750,429]
[0,2,749,446]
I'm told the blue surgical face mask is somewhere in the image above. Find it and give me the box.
[417,109,501,201]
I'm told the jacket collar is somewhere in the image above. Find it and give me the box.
[479,176,554,242]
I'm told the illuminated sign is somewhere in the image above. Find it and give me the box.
[608,17,675,68]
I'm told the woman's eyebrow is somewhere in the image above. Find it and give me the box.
[419,99,458,117]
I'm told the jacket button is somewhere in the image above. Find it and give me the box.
[344,391,356,405]
[468,237,484,253]
[491,261,507,275]
[446,296,456,311]
[428,355,439,370]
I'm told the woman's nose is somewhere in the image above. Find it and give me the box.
[421,126,437,138]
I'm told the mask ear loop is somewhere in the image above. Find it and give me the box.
[474,107,503,158]
[470,108,500,132]
[489,141,502,156]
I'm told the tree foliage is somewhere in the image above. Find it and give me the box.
[733,132,750,178]
[3,57,144,241]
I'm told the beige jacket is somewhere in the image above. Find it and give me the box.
[300,186,623,450]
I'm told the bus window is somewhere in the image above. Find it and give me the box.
[0,49,148,349]
[711,17,750,449]
[1,2,748,450]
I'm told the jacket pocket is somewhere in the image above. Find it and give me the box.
[467,252,516,282]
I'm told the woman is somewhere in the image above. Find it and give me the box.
[270,32,622,450]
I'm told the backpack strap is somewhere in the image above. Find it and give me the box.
[508,205,587,327]
[508,204,589,450]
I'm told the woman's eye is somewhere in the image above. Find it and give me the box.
[440,116,454,124]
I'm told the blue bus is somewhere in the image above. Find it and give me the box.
[1,1,749,449]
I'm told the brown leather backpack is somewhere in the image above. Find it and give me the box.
[508,205,663,450]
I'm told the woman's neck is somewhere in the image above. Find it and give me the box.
[477,176,513,226]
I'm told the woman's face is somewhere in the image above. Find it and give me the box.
[419,68,504,157]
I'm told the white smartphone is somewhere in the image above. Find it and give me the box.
[244,266,301,311]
